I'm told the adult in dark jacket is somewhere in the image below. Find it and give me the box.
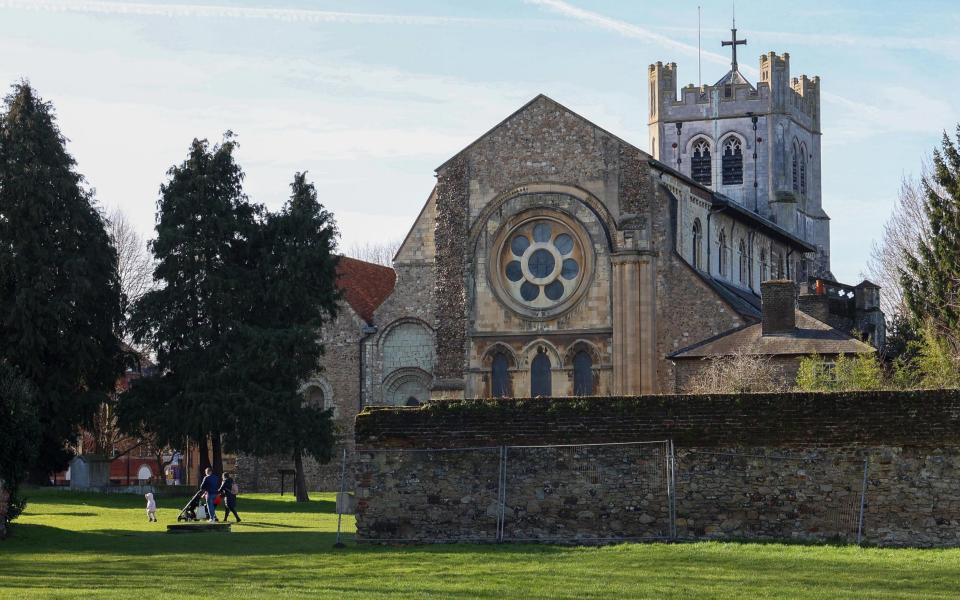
[199,468,219,523]
[218,472,241,523]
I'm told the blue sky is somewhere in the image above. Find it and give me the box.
[2,0,959,283]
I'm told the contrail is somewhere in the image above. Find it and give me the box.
[0,0,482,26]
[525,0,886,114]
[525,0,748,75]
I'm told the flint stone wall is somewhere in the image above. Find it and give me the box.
[354,390,960,546]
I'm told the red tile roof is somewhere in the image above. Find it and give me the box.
[336,256,396,324]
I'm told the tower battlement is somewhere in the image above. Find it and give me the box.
[647,44,830,277]
[649,53,820,132]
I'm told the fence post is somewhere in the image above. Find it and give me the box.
[856,456,869,545]
[334,448,348,548]
[668,440,677,540]
[496,446,507,543]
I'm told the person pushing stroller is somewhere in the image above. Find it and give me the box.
[198,467,220,523]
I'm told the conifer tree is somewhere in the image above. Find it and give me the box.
[0,83,123,478]
[0,363,40,536]
[903,126,960,352]
[226,172,340,501]
[125,134,258,478]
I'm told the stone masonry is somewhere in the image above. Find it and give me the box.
[354,390,960,546]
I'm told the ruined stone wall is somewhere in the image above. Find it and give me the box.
[353,391,960,546]
[432,155,469,394]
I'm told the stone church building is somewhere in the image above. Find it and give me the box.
[237,39,884,490]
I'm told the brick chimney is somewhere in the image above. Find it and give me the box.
[761,280,797,335]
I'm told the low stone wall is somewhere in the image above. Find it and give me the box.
[235,439,353,493]
[353,391,960,546]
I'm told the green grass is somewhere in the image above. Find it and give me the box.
[3,488,960,599]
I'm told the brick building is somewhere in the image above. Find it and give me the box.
[237,39,882,491]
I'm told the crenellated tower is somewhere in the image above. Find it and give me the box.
[649,30,830,278]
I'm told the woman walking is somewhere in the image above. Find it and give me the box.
[219,472,241,523]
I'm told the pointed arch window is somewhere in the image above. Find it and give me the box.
[718,228,729,277]
[760,248,768,282]
[491,352,510,398]
[531,349,552,397]
[573,351,593,396]
[691,138,712,186]
[722,137,743,185]
[738,239,748,285]
[791,144,800,193]
[799,145,808,196]
[692,218,702,269]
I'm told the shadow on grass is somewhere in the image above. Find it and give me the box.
[20,488,335,515]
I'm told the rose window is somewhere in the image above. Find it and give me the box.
[499,219,585,309]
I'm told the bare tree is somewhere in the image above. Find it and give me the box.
[107,207,154,310]
[865,163,934,317]
[345,239,402,267]
[683,351,787,394]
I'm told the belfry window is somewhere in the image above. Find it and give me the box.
[692,218,702,269]
[722,137,743,185]
[573,351,593,396]
[691,139,712,186]
[531,349,552,397]
[491,352,509,398]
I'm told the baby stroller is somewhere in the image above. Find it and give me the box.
[176,490,204,522]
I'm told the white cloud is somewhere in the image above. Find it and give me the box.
[0,0,484,25]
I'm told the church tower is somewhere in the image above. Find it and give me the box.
[649,26,831,278]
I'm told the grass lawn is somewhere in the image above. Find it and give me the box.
[2,488,960,599]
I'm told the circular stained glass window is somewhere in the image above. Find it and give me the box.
[511,235,529,257]
[496,216,587,313]
[561,258,579,280]
[528,249,555,279]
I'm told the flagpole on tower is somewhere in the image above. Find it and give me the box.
[697,5,702,87]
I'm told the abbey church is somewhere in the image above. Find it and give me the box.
[238,33,885,489]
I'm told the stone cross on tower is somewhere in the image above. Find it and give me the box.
[721,26,747,72]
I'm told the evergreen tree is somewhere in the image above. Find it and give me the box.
[227,172,340,501]
[0,362,40,536]
[125,134,258,478]
[902,126,960,350]
[0,83,123,478]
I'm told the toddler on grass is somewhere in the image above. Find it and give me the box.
[145,492,157,522]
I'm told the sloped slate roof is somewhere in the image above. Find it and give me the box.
[669,310,875,359]
[715,69,754,88]
[336,256,396,325]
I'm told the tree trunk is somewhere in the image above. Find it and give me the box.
[197,434,210,482]
[211,433,224,475]
[293,450,310,502]
[27,467,50,486]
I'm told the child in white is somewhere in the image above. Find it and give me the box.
[145,492,157,522]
